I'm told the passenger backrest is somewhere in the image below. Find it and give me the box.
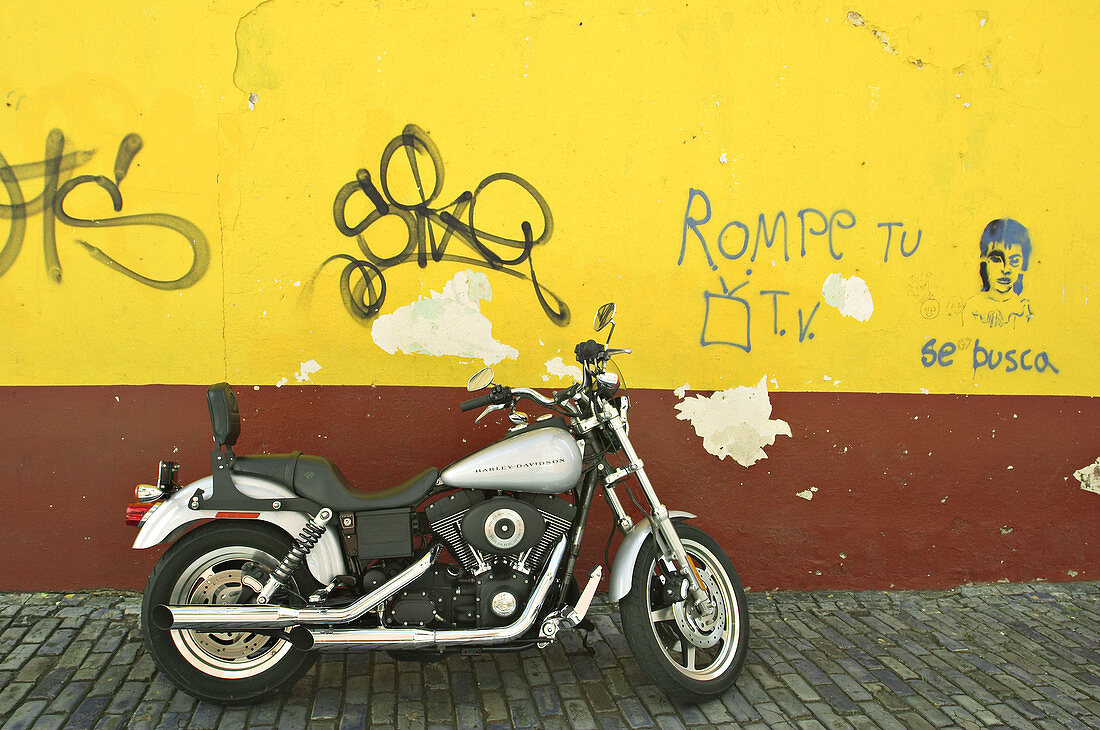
[206,383,241,448]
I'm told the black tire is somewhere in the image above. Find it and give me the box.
[141,521,320,704]
[619,523,749,703]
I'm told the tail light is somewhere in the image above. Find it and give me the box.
[125,502,159,526]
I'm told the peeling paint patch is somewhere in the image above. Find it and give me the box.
[233,0,282,93]
[846,11,924,68]
[371,270,519,366]
[847,11,896,54]
[674,383,690,398]
[674,376,791,467]
[248,92,259,110]
[295,359,322,383]
[796,487,818,501]
[1073,457,1100,495]
[822,273,874,322]
[543,356,582,383]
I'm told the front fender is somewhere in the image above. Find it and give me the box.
[607,511,695,602]
[133,473,348,585]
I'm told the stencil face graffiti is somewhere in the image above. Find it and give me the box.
[961,218,1033,329]
[318,124,569,327]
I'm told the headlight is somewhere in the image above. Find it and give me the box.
[595,372,620,398]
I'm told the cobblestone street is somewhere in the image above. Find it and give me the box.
[1,582,1098,729]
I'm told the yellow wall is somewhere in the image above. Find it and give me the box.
[2,1,1097,395]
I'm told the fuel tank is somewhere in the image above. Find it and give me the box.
[440,426,582,493]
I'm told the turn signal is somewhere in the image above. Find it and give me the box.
[135,484,165,503]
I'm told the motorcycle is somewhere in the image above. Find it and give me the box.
[126,303,749,704]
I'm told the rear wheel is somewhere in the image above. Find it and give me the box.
[141,521,319,704]
[619,523,749,702]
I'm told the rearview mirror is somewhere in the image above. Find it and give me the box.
[594,303,616,332]
[466,367,495,392]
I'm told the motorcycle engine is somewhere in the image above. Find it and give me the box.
[408,490,575,627]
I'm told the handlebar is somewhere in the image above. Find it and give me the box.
[460,383,583,416]
[459,384,512,412]
[459,393,494,412]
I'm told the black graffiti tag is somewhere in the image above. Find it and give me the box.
[0,129,208,289]
[321,124,569,326]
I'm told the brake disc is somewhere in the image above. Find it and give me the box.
[672,564,725,649]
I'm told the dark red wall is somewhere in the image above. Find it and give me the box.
[2,385,1097,591]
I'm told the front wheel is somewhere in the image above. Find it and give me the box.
[141,521,320,704]
[619,523,749,702]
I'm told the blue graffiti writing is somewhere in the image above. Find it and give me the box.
[879,221,922,263]
[920,339,957,367]
[973,339,1058,374]
[700,274,820,352]
[920,337,1058,374]
[680,188,855,269]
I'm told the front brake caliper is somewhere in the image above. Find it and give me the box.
[652,557,689,609]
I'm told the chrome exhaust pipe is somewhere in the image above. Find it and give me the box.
[291,539,567,651]
[151,544,442,631]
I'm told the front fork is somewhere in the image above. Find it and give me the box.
[601,413,716,617]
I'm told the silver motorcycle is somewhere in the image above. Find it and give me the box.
[127,303,749,704]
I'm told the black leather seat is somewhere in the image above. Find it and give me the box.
[232,453,438,511]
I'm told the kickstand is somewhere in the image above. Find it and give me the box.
[579,623,596,655]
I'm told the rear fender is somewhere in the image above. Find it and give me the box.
[607,511,695,602]
[132,473,348,584]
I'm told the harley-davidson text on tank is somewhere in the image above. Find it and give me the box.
[440,428,582,493]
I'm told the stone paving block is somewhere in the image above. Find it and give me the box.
[277,704,307,730]
[562,698,598,730]
[395,698,425,729]
[69,652,111,683]
[0,682,34,716]
[814,682,861,715]
[2,697,46,729]
[479,688,509,722]
[454,702,483,730]
[780,672,821,703]
[128,699,167,730]
[310,687,342,720]
[423,684,453,724]
[722,688,764,723]
[64,695,111,729]
[369,691,396,726]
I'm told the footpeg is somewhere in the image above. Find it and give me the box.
[308,575,357,604]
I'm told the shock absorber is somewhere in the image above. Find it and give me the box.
[257,508,333,604]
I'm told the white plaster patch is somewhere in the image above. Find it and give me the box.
[674,383,690,398]
[543,356,582,383]
[275,377,289,388]
[370,270,519,366]
[822,273,874,322]
[1073,457,1100,495]
[295,359,322,383]
[674,376,791,467]
[796,487,818,501]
